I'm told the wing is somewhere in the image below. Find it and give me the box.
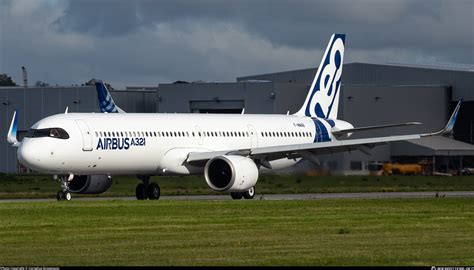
[187,99,462,166]
[331,122,421,137]
[187,134,420,165]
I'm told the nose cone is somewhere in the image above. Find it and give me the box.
[17,140,44,171]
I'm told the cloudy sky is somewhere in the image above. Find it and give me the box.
[0,0,473,89]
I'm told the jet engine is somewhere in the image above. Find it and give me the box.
[204,155,258,192]
[68,175,113,194]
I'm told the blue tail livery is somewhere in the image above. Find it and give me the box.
[295,34,345,119]
[95,82,125,113]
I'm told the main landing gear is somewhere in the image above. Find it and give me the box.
[136,175,160,200]
[230,186,255,200]
[56,174,73,201]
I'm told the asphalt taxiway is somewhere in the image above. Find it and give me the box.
[1,191,473,203]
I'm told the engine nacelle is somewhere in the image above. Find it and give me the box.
[204,155,258,192]
[68,175,113,194]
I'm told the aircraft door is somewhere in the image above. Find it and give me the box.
[247,125,258,148]
[75,119,93,151]
[195,126,203,145]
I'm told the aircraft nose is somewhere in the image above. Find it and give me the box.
[17,141,42,170]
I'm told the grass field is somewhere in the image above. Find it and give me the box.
[1,173,474,199]
[0,198,473,266]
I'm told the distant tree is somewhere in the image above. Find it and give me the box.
[0,74,17,86]
[85,78,98,86]
[85,78,114,90]
[173,80,189,84]
[35,81,50,87]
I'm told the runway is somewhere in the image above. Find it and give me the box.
[1,191,474,203]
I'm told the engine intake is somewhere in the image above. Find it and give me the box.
[68,175,113,194]
[204,155,258,192]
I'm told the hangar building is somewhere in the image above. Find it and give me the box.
[1,62,474,174]
[159,62,474,175]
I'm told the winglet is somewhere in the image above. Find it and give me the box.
[7,110,20,147]
[421,99,462,137]
[95,82,125,113]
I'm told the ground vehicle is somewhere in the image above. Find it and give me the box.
[368,162,422,176]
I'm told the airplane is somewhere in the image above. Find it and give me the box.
[6,34,462,201]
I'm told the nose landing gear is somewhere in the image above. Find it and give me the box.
[55,174,73,201]
[136,175,160,200]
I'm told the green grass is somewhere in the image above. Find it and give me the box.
[0,198,473,266]
[1,173,474,199]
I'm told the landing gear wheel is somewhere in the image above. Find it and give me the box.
[243,186,255,200]
[147,183,161,200]
[135,183,147,200]
[230,192,243,200]
[56,191,64,201]
[64,192,72,201]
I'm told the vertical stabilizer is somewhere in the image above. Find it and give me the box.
[294,34,345,119]
[95,82,126,113]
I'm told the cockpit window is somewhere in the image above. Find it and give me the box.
[25,128,69,139]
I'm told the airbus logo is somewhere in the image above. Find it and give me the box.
[96,137,146,150]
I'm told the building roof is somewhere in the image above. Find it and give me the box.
[391,136,474,156]
[350,62,474,73]
[237,61,474,81]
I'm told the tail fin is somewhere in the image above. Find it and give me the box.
[95,82,125,113]
[294,34,345,119]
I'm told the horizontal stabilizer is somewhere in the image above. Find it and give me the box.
[332,122,421,136]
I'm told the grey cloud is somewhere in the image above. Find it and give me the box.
[0,0,472,89]
[54,0,473,63]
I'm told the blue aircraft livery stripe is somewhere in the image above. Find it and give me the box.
[312,118,331,143]
[324,119,336,128]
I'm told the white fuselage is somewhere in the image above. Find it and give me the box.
[17,113,352,175]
